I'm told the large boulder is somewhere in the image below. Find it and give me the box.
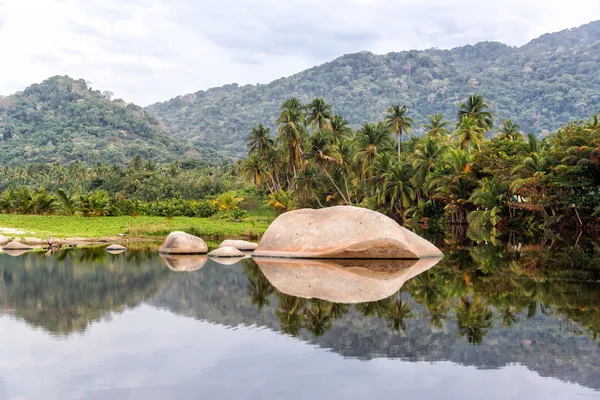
[253,206,443,259]
[218,239,258,251]
[158,231,208,254]
[160,254,208,271]
[2,240,34,251]
[254,257,441,303]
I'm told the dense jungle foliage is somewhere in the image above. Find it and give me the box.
[0,76,219,165]
[241,95,600,233]
[0,156,248,218]
[148,21,600,158]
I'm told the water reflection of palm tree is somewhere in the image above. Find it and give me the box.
[243,260,274,311]
[500,305,520,328]
[276,293,307,337]
[303,300,334,337]
[427,301,450,330]
[355,298,391,318]
[385,296,413,333]
[408,271,448,329]
[456,296,494,345]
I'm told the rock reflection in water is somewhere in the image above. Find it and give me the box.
[209,256,246,266]
[160,254,209,271]
[254,257,442,303]
[2,249,32,257]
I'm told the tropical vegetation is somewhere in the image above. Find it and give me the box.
[242,95,600,234]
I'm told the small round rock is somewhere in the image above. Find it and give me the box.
[106,244,127,253]
[208,246,245,258]
[219,239,258,251]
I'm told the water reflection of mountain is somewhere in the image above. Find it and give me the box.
[0,248,170,335]
[150,242,600,391]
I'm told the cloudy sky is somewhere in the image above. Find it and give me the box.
[0,0,598,105]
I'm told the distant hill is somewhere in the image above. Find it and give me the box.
[0,76,217,165]
[147,20,600,158]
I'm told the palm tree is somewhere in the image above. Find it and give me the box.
[294,163,325,207]
[267,189,295,215]
[353,123,393,179]
[423,113,451,143]
[276,98,307,178]
[215,191,244,212]
[409,138,443,193]
[247,123,273,156]
[429,148,476,224]
[305,98,333,132]
[454,116,485,153]
[458,94,493,130]
[498,119,521,141]
[305,130,350,205]
[384,105,414,156]
[241,154,264,188]
[330,115,352,144]
[379,162,415,220]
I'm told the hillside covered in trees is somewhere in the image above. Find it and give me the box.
[0,76,218,165]
[147,21,600,158]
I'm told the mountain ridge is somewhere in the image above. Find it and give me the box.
[146,20,600,158]
[0,76,218,165]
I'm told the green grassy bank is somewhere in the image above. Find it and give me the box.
[0,213,272,240]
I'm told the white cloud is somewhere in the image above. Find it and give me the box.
[0,0,598,105]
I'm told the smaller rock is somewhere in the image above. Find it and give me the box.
[106,244,127,254]
[2,240,33,251]
[219,239,258,251]
[208,246,246,258]
[0,236,10,245]
[117,234,126,237]
[159,231,208,254]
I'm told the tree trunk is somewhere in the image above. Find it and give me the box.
[322,167,350,205]
[397,134,402,158]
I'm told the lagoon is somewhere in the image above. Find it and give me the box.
[0,239,599,399]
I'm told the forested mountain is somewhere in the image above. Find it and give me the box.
[0,76,217,165]
[147,21,600,158]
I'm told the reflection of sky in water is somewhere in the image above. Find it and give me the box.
[1,305,598,400]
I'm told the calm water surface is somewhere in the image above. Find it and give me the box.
[0,239,599,399]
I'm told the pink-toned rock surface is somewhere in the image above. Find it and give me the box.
[254,257,441,303]
[160,254,208,271]
[218,240,258,251]
[254,206,443,259]
[208,246,245,258]
[158,231,208,254]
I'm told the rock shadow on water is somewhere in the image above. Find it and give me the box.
[160,254,209,272]
[253,257,442,304]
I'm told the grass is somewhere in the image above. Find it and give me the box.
[0,213,273,240]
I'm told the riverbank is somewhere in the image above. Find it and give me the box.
[0,214,271,243]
